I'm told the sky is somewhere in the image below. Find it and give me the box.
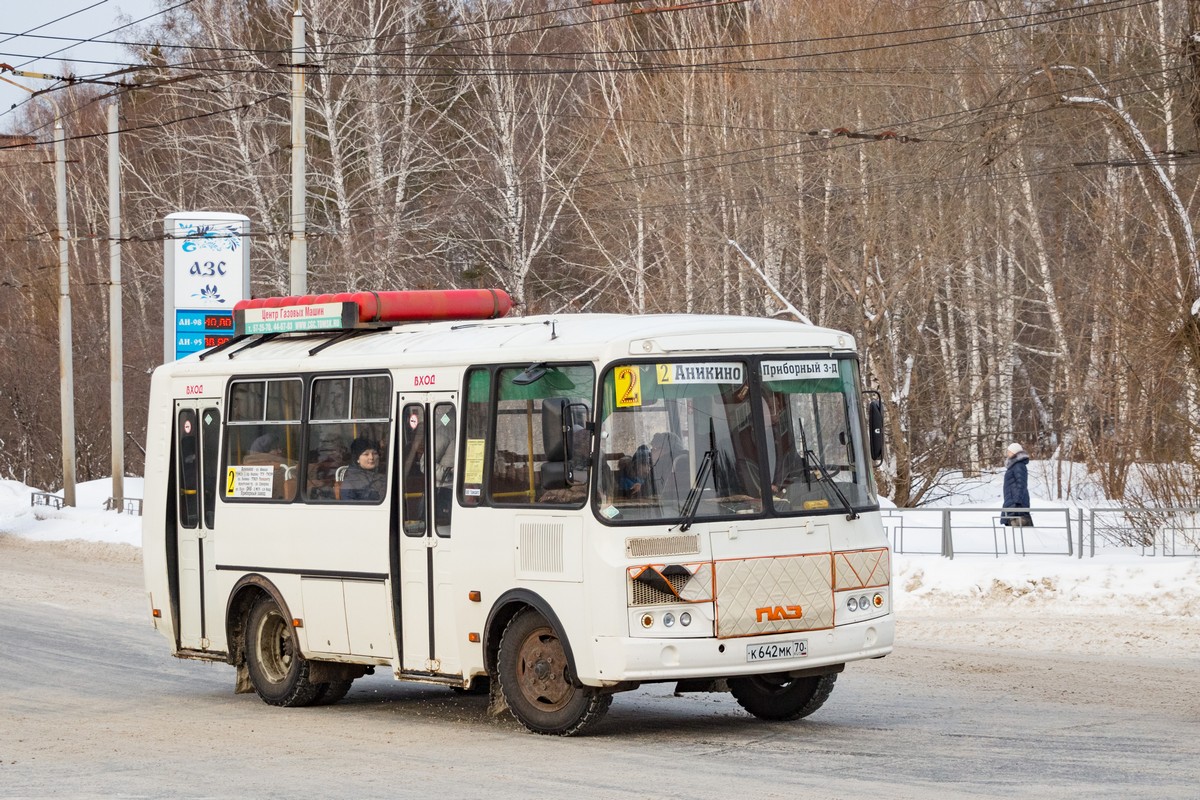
[3,466,1198,623]
[0,0,163,126]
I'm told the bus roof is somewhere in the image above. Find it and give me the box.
[161,313,857,377]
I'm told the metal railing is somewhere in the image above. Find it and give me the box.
[29,492,64,510]
[28,492,143,516]
[882,506,1200,558]
[104,496,144,516]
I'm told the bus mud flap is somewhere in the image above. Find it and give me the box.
[487,677,509,717]
[235,662,254,694]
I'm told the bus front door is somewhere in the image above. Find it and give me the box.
[395,393,459,676]
[173,400,222,652]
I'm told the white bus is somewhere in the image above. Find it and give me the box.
[142,288,894,735]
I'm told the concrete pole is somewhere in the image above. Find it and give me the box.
[55,118,77,507]
[289,3,307,295]
[108,101,125,510]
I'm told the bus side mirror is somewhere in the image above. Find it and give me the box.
[866,394,885,465]
[542,398,568,462]
[541,398,591,486]
[566,402,592,485]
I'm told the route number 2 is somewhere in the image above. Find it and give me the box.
[614,366,642,408]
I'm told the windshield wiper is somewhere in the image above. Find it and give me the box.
[676,420,717,533]
[804,448,859,521]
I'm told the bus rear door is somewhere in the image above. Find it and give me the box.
[173,399,222,652]
[395,393,460,676]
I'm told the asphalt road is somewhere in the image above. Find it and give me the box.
[1,539,1197,799]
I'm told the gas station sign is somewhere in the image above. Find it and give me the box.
[163,212,250,362]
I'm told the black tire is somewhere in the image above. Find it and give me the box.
[728,672,837,721]
[496,610,611,736]
[312,680,354,706]
[245,595,323,707]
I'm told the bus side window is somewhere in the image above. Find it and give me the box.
[490,365,595,507]
[307,374,392,504]
[400,403,427,533]
[224,379,301,502]
[177,409,200,528]
[432,402,455,535]
[201,407,221,527]
[460,368,490,508]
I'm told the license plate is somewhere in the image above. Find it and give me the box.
[746,640,808,662]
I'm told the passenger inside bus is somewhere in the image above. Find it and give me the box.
[619,445,652,498]
[304,435,346,500]
[649,431,689,500]
[243,433,296,500]
[341,437,386,501]
[759,392,810,507]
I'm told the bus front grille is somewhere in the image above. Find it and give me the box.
[625,534,701,559]
[714,553,834,638]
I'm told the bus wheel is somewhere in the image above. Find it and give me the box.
[497,610,611,736]
[312,680,354,706]
[245,595,322,707]
[728,672,837,721]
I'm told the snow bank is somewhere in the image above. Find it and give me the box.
[0,478,144,547]
[894,553,1200,619]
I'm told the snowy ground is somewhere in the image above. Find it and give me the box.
[2,470,1197,659]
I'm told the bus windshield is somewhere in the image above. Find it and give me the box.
[596,358,876,523]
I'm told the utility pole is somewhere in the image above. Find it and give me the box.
[108,99,125,510]
[289,1,307,295]
[0,65,77,506]
[55,118,77,508]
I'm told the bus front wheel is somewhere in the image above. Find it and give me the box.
[728,672,837,721]
[245,595,323,707]
[497,610,611,735]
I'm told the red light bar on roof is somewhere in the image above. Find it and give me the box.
[233,288,513,335]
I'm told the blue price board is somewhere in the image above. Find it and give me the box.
[175,309,234,358]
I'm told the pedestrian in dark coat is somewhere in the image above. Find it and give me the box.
[1001,442,1033,526]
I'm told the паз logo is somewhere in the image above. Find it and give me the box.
[756,604,803,622]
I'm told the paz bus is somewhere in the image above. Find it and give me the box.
[142,288,894,735]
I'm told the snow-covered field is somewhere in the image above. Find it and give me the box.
[2,468,1197,657]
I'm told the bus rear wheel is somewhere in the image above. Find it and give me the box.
[497,610,610,736]
[312,680,354,705]
[245,595,323,707]
[728,672,837,721]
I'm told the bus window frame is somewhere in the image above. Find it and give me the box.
[305,371,393,505]
[457,362,596,511]
[222,375,304,505]
[219,370,394,506]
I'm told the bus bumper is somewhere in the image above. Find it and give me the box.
[587,614,894,684]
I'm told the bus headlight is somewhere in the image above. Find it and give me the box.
[859,595,869,610]
[680,612,692,627]
[847,596,859,612]
[663,613,675,627]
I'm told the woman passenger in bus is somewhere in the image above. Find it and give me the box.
[341,437,386,501]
